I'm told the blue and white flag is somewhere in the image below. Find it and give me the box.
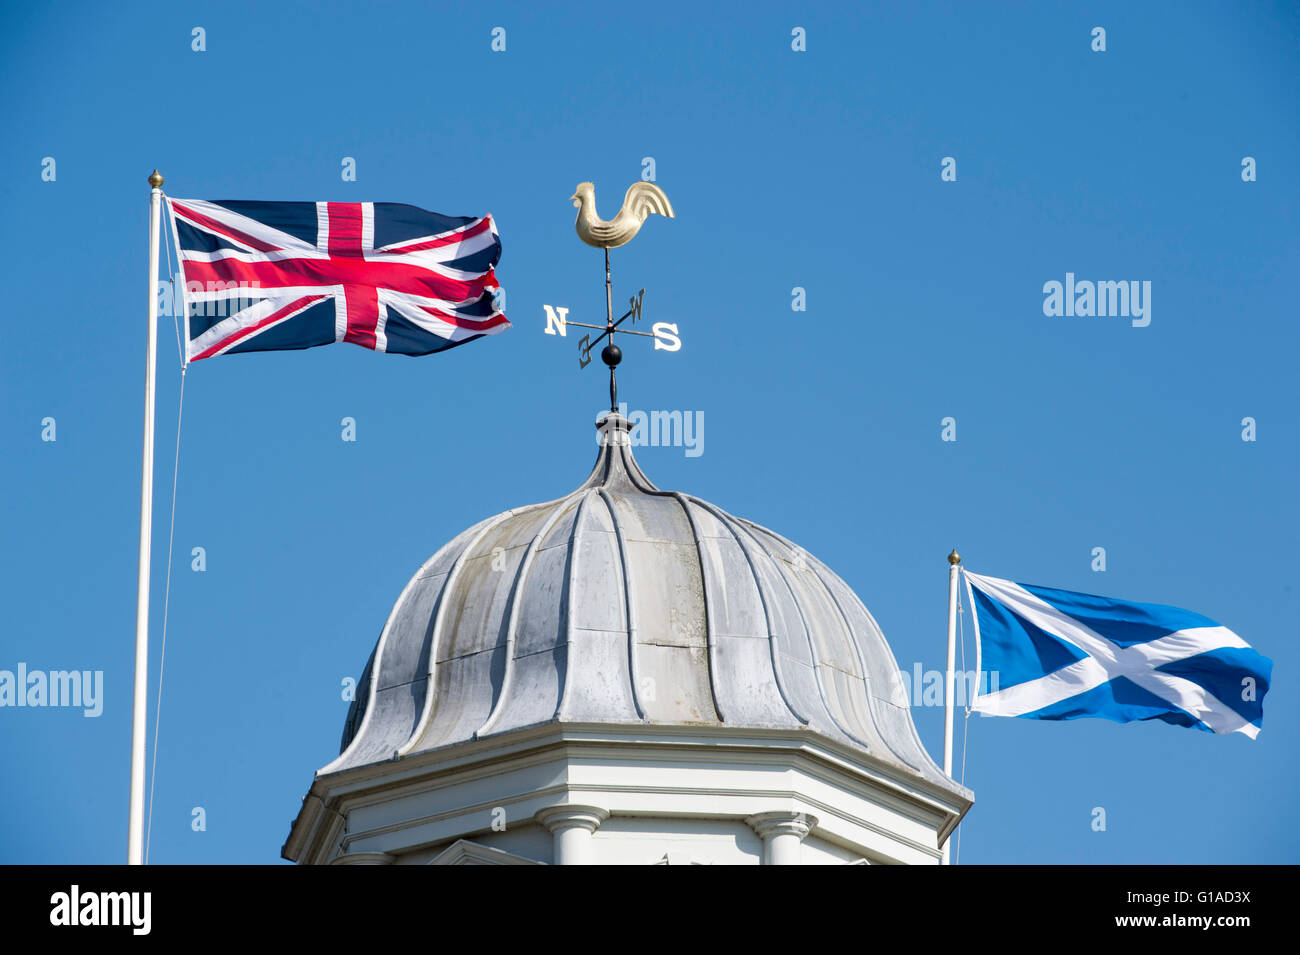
[964,572,1271,738]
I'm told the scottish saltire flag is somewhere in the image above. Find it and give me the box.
[166,199,509,361]
[964,572,1271,738]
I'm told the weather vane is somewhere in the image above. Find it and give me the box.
[545,181,679,411]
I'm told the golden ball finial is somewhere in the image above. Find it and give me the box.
[148,169,164,188]
[947,549,961,565]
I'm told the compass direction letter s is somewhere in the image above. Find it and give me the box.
[652,322,681,352]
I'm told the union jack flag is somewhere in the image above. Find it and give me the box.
[166,199,509,362]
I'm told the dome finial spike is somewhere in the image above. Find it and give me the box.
[603,246,618,411]
[948,549,961,565]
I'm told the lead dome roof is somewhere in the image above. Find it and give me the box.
[325,411,963,795]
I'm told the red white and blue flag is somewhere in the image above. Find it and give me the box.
[166,199,509,362]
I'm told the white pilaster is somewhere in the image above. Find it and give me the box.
[330,851,395,865]
[534,805,609,865]
[747,811,817,865]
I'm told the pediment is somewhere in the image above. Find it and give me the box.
[428,839,543,866]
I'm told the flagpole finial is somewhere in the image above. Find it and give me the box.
[148,169,164,188]
[948,549,961,565]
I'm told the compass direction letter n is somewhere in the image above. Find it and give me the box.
[543,304,569,337]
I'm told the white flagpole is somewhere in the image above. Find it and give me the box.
[942,548,961,865]
[129,169,164,865]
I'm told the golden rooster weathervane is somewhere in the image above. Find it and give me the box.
[571,181,674,248]
[554,180,679,411]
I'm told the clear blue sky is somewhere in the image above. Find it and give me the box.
[1,1,1296,864]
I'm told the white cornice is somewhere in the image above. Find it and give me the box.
[285,722,972,865]
[312,721,970,810]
